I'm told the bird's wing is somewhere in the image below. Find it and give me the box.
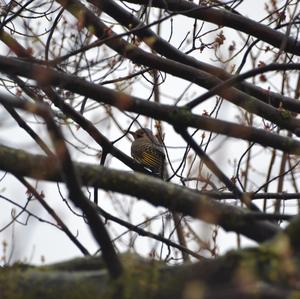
[141,146,165,173]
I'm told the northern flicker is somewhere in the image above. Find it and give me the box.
[129,128,165,178]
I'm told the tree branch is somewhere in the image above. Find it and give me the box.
[116,0,300,56]
[0,141,280,243]
[0,57,300,155]
[96,0,300,114]
[52,0,300,134]
[0,94,123,279]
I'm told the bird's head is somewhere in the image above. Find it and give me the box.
[129,128,154,140]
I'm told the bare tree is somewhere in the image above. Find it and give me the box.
[0,0,300,298]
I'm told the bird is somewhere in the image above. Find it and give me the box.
[129,128,165,178]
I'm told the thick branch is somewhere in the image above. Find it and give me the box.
[52,0,300,134]
[116,0,300,56]
[0,58,300,154]
[0,95,123,279]
[0,29,151,175]
[95,0,300,114]
[0,143,280,242]
[1,249,300,299]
